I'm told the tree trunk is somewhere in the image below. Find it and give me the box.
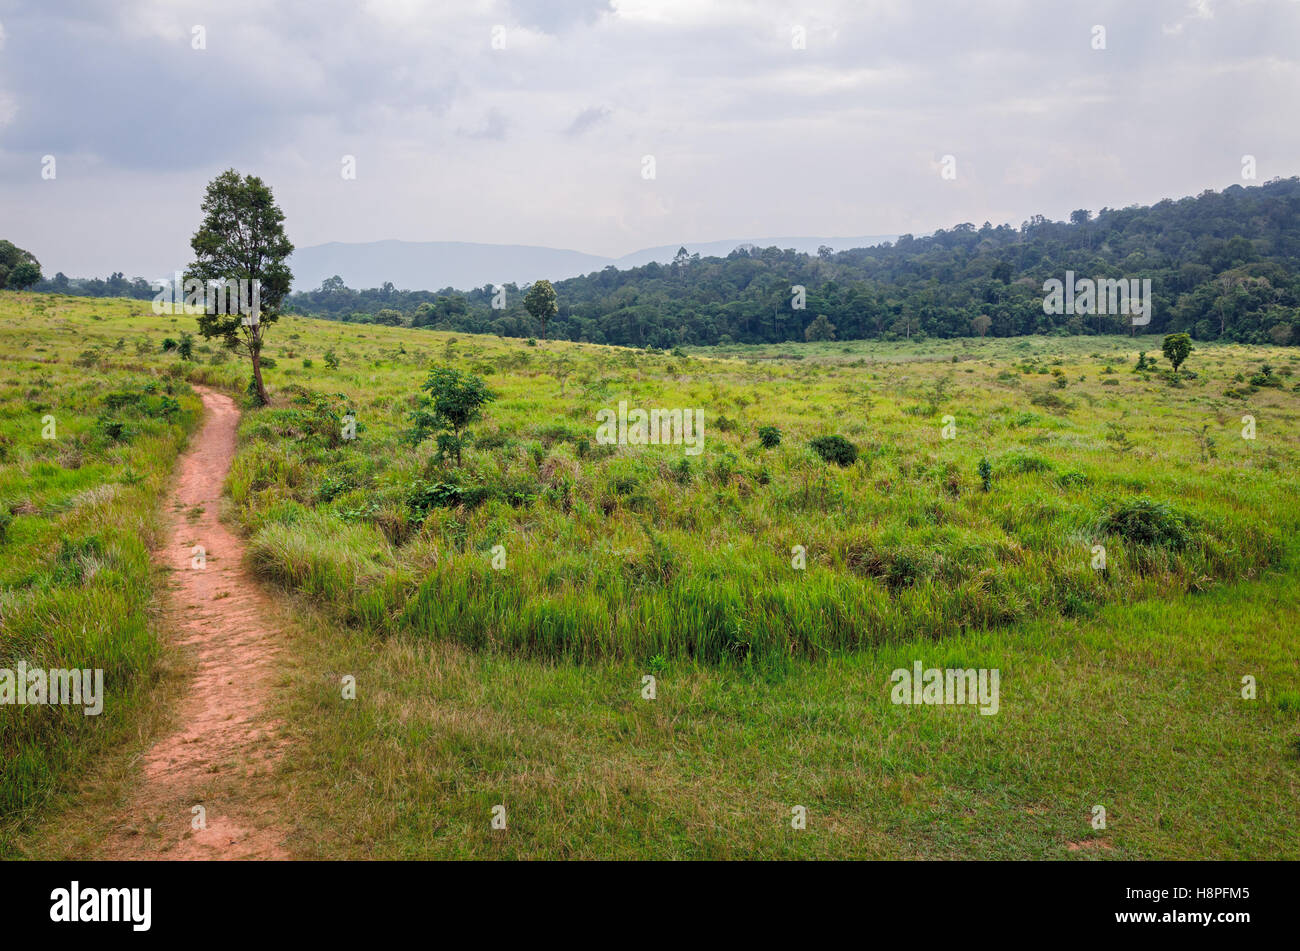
[251,342,267,406]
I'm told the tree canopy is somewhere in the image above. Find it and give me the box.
[0,240,42,290]
[186,169,294,405]
[280,178,1300,348]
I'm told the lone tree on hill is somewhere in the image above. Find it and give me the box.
[187,169,294,406]
[524,278,558,341]
[1161,332,1193,374]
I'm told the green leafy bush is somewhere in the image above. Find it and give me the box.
[810,435,857,466]
[1098,497,1196,550]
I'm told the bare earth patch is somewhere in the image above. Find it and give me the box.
[99,386,288,860]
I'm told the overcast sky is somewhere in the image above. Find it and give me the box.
[1,0,1296,279]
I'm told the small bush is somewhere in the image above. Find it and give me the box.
[1098,497,1196,550]
[1000,451,1052,474]
[407,481,488,519]
[810,435,857,466]
[1056,470,1089,489]
[757,425,781,448]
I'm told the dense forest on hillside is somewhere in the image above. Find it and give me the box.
[284,178,1300,347]
[30,177,1300,347]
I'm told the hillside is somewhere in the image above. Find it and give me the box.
[286,178,1300,348]
[285,235,896,291]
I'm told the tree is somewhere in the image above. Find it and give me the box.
[544,352,576,395]
[7,259,41,290]
[804,313,836,341]
[1162,332,1193,374]
[523,279,558,341]
[0,240,41,289]
[186,169,294,406]
[971,314,992,337]
[408,365,496,466]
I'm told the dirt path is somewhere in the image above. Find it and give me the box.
[100,385,289,859]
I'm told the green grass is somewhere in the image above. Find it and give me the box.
[0,293,202,845]
[214,310,1299,665]
[2,290,1297,858]
[263,557,1299,858]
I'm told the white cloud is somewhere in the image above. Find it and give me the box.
[1,0,1297,277]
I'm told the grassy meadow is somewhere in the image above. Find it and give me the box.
[0,293,201,845]
[2,290,1298,858]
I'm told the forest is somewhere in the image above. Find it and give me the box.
[280,177,1300,347]
[28,177,1300,348]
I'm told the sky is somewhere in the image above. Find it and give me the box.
[1,0,1297,279]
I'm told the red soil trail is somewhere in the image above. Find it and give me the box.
[100,385,289,859]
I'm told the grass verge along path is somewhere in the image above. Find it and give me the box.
[98,385,288,859]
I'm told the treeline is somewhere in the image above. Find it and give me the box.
[284,178,1300,347]
[28,177,1300,346]
[31,271,157,300]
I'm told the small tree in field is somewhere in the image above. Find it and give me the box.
[408,365,496,466]
[1161,333,1192,374]
[524,279,558,341]
[187,169,293,406]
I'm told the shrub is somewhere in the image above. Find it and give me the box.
[286,388,355,449]
[1030,390,1073,412]
[757,425,781,448]
[1249,364,1281,387]
[407,364,496,466]
[1056,470,1089,488]
[407,481,488,519]
[96,417,129,442]
[1000,450,1052,474]
[810,435,857,466]
[977,457,992,492]
[1098,497,1196,550]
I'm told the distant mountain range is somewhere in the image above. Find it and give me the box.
[286,235,897,292]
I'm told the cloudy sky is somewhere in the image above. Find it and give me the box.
[1,0,1296,280]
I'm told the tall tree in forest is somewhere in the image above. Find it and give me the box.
[524,278,558,342]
